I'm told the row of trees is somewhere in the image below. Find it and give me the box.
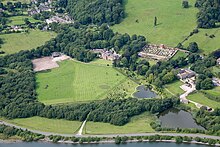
[0,124,45,141]
[195,108,220,135]
[40,98,179,126]
[66,0,124,25]
[190,55,216,90]
[195,0,220,28]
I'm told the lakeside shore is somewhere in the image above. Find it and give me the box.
[1,138,220,146]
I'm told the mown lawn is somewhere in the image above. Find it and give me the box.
[0,117,82,134]
[0,30,56,54]
[8,16,41,26]
[183,28,220,55]
[164,80,184,96]
[188,92,220,109]
[36,60,135,104]
[112,0,198,47]
[84,112,156,134]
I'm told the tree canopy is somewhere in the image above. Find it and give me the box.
[66,0,124,25]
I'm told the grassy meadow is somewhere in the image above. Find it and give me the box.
[112,0,198,47]
[36,60,135,105]
[8,16,41,26]
[188,92,220,109]
[164,80,184,96]
[84,112,156,134]
[204,87,220,97]
[183,28,220,54]
[1,0,30,4]
[0,30,56,54]
[0,117,81,134]
[171,51,188,60]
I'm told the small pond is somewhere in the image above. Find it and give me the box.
[159,108,205,130]
[133,85,158,98]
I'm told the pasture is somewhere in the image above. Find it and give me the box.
[112,0,198,47]
[84,112,156,134]
[36,60,135,104]
[0,30,56,54]
[0,117,81,134]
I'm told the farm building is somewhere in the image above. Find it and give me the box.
[52,52,61,58]
[177,69,196,80]
[92,49,120,61]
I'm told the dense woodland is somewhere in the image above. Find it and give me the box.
[195,0,220,28]
[66,0,124,25]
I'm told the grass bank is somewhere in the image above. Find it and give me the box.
[84,112,156,134]
[0,117,82,134]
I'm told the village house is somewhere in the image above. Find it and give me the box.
[10,26,23,32]
[217,58,220,65]
[212,77,220,86]
[177,69,196,80]
[0,8,4,13]
[92,49,120,61]
[46,15,72,24]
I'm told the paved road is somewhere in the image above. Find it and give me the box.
[1,121,220,140]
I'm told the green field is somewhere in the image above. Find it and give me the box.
[183,28,220,54]
[84,112,156,134]
[204,87,220,97]
[8,16,41,26]
[36,60,135,104]
[0,30,56,54]
[112,0,198,47]
[0,117,82,134]
[90,59,113,66]
[188,92,220,109]
[172,51,188,60]
[164,80,184,96]
[1,0,30,4]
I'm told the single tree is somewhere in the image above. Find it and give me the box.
[182,0,189,8]
[154,16,157,26]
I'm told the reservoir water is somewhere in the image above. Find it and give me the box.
[0,142,210,147]
[159,108,205,130]
[133,85,157,98]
